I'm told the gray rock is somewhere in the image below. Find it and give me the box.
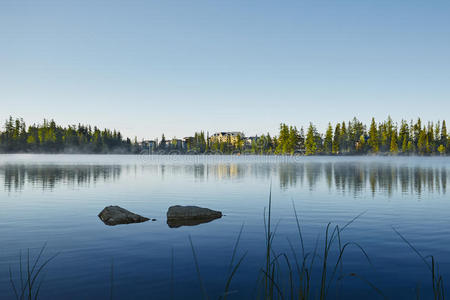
[166,205,222,228]
[98,206,149,226]
[167,205,222,220]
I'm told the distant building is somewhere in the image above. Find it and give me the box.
[141,140,157,149]
[139,140,158,153]
[209,132,245,146]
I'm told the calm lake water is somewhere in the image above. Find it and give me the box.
[0,154,449,299]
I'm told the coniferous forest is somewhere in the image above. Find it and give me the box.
[0,117,135,154]
[0,116,448,155]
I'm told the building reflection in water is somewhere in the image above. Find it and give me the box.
[1,161,448,197]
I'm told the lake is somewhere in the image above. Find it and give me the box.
[0,154,449,299]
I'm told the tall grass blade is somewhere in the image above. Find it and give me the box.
[110,258,114,300]
[9,243,58,300]
[189,235,209,300]
[291,201,305,261]
[222,251,248,300]
[221,223,246,300]
[260,268,285,300]
[227,223,245,276]
[9,266,19,300]
[393,227,445,300]
[392,227,431,271]
[170,248,174,300]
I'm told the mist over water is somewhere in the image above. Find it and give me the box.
[0,155,449,299]
[2,155,448,197]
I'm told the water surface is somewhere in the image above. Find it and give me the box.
[0,155,449,299]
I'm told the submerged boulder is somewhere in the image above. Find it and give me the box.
[98,206,149,226]
[166,205,222,228]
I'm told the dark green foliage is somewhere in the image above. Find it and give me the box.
[323,123,333,154]
[368,118,379,153]
[305,123,318,155]
[277,117,448,156]
[0,117,138,154]
[275,124,301,154]
[332,123,341,154]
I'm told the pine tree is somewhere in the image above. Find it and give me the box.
[323,123,333,154]
[441,120,448,152]
[390,131,398,153]
[413,118,422,145]
[298,128,305,151]
[276,123,290,154]
[332,123,341,154]
[435,122,441,148]
[368,118,379,153]
[398,120,409,149]
[401,136,408,153]
[339,122,348,153]
[305,123,317,155]
[426,122,435,153]
[348,117,365,152]
[287,126,300,154]
[417,130,428,155]
[407,140,414,153]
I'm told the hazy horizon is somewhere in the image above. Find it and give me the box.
[2,1,449,139]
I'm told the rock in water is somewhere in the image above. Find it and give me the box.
[98,206,149,226]
[167,205,222,220]
[166,205,222,228]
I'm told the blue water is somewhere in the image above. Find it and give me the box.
[0,155,449,299]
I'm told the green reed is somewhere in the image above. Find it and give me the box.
[8,243,59,300]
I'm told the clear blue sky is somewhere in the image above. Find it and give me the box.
[1,0,449,139]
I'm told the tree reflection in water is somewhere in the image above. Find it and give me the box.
[1,160,448,197]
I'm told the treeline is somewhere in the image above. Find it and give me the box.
[274,117,449,156]
[1,116,449,155]
[174,117,449,155]
[0,117,138,153]
[178,117,449,156]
